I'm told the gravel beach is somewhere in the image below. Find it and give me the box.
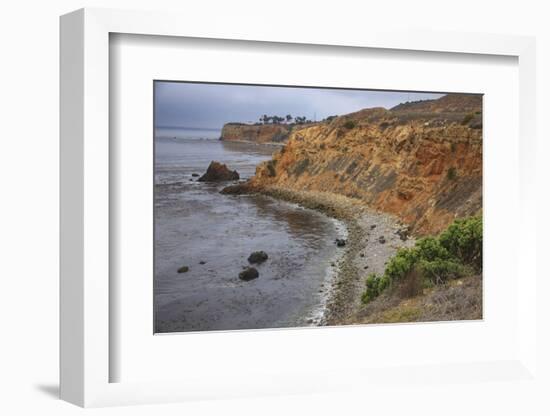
[248,186,416,325]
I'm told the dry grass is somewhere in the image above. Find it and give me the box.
[398,267,424,299]
[348,274,482,325]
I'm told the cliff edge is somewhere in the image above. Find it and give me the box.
[246,94,482,235]
[220,123,291,144]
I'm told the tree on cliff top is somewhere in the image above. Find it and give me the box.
[257,114,314,125]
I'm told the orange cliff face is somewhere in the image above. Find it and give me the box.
[248,94,483,236]
[220,123,291,144]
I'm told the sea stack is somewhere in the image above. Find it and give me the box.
[198,161,240,182]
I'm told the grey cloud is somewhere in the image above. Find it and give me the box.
[154,81,445,129]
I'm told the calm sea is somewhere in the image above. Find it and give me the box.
[154,127,345,332]
[155,126,221,141]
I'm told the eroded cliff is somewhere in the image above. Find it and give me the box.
[220,123,291,144]
[246,94,482,235]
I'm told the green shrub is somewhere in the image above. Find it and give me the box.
[343,120,356,129]
[360,215,482,304]
[418,258,467,285]
[361,273,381,303]
[384,248,418,282]
[447,167,457,180]
[439,215,482,272]
[377,274,391,293]
[416,237,450,261]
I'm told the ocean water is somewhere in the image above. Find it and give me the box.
[155,126,221,140]
[154,130,345,333]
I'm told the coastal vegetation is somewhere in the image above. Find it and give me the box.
[257,114,314,125]
[343,120,356,129]
[446,166,458,180]
[361,215,482,304]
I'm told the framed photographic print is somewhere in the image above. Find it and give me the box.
[60,7,540,409]
[153,82,483,334]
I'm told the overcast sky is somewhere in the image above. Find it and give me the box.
[154,81,445,129]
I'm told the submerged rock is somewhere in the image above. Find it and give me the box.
[220,182,255,195]
[177,266,189,273]
[239,267,259,281]
[248,251,268,264]
[199,260,206,265]
[335,238,347,247]
[198,161,240,182]
[191,173,199,177]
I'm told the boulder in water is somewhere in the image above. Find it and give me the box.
[248,251,268,264]
[239,267,259,281]
[198,161,239,182]
[335,239,346,247]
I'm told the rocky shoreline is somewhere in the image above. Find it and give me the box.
[223,184,415,325]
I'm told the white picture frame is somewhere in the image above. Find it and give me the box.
[60,7,539,408]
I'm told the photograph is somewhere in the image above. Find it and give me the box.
[154,82,483,333]
[2,0,544,412]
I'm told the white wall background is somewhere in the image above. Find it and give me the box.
[0,0,548,414]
